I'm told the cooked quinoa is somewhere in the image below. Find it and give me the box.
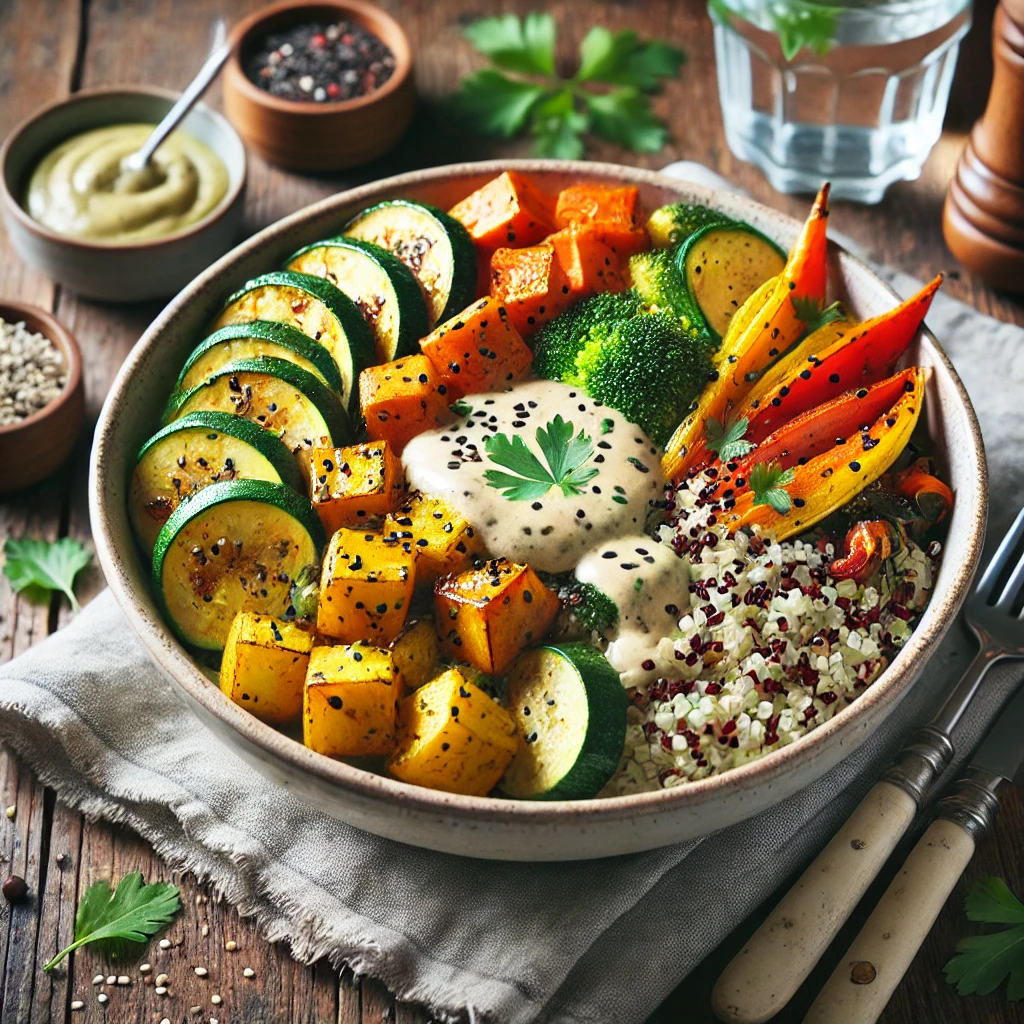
[601,470,940,794]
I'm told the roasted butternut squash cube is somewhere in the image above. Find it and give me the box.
[553,183,648,257]
[383,491,486,585]
[386,668,517,795]
[219,611,313,724]
[391,619,441,692]
[448,171,555,249]
[549,226,626,298]
[306,440,404,535]
[359,354,454,455]
[434,558,559,675]
[303,642,398,757]
[317,528,414,644]
[489,242,572,337]
[420,296,532,395]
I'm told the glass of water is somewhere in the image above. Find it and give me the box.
[710,0,973,203]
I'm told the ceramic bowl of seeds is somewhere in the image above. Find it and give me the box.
[0,300,84,493]
[223,0,414,172]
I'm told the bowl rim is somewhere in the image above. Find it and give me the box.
[0,300,82,437]
[224,0,413,116]
[0,85,248,254]
[90,158,989,829]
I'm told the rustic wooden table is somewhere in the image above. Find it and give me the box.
[1,1,1021,1021]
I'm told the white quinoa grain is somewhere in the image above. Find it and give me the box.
[105,975,116,985]
[194,966,208,977]
[159,938,172,949]
[201,923,209,937]
[211,994,222,1005]
[155,986,168,996]
[97,994,108,1005]
[243,967,254,979]
[116,975,129,986]
[224,940,237,951]
[92,975,104,986]
[139,963,152,974]
[70,1001,83,1011]
[0,318,66,427]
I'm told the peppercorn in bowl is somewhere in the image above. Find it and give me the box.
[89,160,986,860]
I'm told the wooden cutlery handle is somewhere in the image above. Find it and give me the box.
[712,781,916,1024]
[802,818,975,1024]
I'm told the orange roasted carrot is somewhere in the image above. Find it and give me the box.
[548,226,626,297]
[554,183,649,257]
[449,172,555,250]
[489,242,573,337]
[661,184,831,481]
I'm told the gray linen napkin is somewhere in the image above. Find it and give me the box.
[2,165,1023,1024]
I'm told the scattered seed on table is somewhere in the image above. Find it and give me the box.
[224,940,237,951]
[70,1001,83,1011]
[201,923,209,937]
[0,317,66,427]
[160,1018,171,1024]
[190,1008,202,1016]
[2,875,27,903]
[105,975,116,985]
[211,994,222,1006]
[117,975,130,986]
[159,938,172,949]
[155,986,168,996]
[243,967,255,979]
[155,973,169,986]
[92,975,104,986]
[139,963,152,974]
[55,853,66,865]
[4,805,14,820]
[97,994,108,1005]
[194,967,208,978]
[210,1018,219,1024]
[244,19,396,103]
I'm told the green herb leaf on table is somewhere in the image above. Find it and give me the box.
[2,536,91,612]
[451,14,685,157]
[43,872,180,971]
[749,461,796,515]
[791,295,845,335]
[705,416,756,462]
[485,415,598,501]
[945,877,1024,1000]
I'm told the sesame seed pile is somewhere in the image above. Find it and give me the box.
[603,469,940,794]
[0,316,66,426]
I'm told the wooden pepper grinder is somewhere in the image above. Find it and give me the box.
[943,0,1024,291]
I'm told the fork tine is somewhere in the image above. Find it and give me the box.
[973,507,1024,601]
[996,546,1024,609]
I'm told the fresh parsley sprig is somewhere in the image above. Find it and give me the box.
[452,13,685,158]
[484,415,599,501]
[792,295,846,337]
[945,877,1024,1001]
[749,461,796,515]
[43,872,180,971]
[706,416,756,462]
[2,537,91,612]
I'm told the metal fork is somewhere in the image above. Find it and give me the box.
[712,508,1024,1024]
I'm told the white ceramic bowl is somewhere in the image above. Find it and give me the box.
[1,87,247,302]
[89,161,987,861]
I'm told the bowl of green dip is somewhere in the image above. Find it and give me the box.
[0,87,247,302]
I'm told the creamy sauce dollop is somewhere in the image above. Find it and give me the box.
[402,380,665,574]
[576,535,690,685]
[27,124,229,243]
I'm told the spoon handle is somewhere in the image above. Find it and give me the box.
[127,24,230,170]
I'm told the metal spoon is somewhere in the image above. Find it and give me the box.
[120,19,230,175]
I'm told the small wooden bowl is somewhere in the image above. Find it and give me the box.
[223,0,415,172]
[0,301,84,493]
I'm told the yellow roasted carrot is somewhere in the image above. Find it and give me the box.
[661,184,831,481]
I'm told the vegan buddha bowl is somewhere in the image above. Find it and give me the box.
[90,161,985,860]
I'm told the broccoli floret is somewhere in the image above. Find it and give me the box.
[628,250,712,351]
[647,202,732,249]
[573,310,714,447]
[544,573,619,634]
[533,289,645,382]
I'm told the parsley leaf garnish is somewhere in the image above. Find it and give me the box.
[706,416,756,462]
[749,461,796,515]
[452,14,685,157]
[484,415,599,501]
[2,537,91,612]
[945,877,1024,1001]
[792,295,846,336]
[43,872,180,971]
[449,398,474,417]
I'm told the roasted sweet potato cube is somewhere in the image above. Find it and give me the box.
[386,667,517,795]
[434,558,559,675]
[554,184,648,257]
[303,642,398,757]
[384,491,487,585]
[219,611,313,724]
[489,243,572,337]
[306,440,404,535]
[317,528,414,643]
[449,171,555,249]
[549,227,626,298]
[359,354,454,455]
[390,618,442,692]
[420,296,532,394]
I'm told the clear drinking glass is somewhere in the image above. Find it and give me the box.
[710,0,973,203]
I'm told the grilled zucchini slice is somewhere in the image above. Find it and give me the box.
[130,411,301,553]
[164,357,351,456]
[213,271,374,416]
[285,237,430,362]
[343,200,476,325]
[152,479,325,651]
[173,321,343,398]
[500,643,627,801]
